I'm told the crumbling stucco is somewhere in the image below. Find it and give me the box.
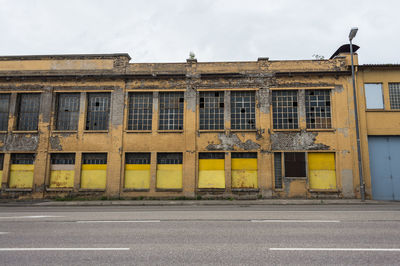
[206,133,260,150]
[257,88,270,114]
[49,136,62,151]
[185,87,196,112]
[0,133,39,151]
[111,87,124,126]
[271,130,329,150]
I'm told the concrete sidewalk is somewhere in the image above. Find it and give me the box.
[0,199,395,206]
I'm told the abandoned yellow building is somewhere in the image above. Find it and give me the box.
[0,47,387,200]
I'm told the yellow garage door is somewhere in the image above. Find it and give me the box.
[156,153,183,189]
[81,153,107,189]
[9,154,35,189]
[124,153,151,189]
[308,152,336,190]
[198,153,225,189]
[231,153,258,188]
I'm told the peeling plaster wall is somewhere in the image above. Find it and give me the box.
[206,133,261,151]
[271,131,329,150]
[0,134,39,151]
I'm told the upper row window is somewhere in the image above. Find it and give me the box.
[364,83,400,110]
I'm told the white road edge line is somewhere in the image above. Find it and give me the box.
[0,248,130,251]
[251,220,340,223]
[0,216,64,219]
[270,248,400,251]
[76,220,161,223]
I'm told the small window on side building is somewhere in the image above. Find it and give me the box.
[365,84,384,109]
[389,83,400,110]
[0,94,10,131]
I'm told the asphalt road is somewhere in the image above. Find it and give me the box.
[0,204,400,265]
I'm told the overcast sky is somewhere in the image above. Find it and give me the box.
[0,0,399,64]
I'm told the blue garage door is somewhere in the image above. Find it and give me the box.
[368,136,400,200]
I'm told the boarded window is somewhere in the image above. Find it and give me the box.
[11,153,35,164]
[365,83,384,109]
[125,153,151,189]
[56,93,80,130]
[389,83,400,110]
[199,91,224,130]
[0,153,4,170]
[198,152,225,189]
[86,93,110,130]
[284,152,306,177]
[231,91,256,130]
[308,153,336,190]
[156,153,183,189]
[305,90,331,129]
[16,94,41,131]
[0,94,10,131]
[272,90,298,129]
[274,152,283,189]
[159,92,184,130]
[128,92,153,130]
[81,153,107,189]
[9,153,35,189]
[231,152,258,188]
[50,153,75,188]
[82,153,107,164]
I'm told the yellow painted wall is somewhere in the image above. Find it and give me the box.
[124,164,150,189]
[231,158,258,188]
[156,164,182,189]
[9,164,34,188]
[198,159,225,188]
[308,153,336,190]
[80,164,107,189]
[0,59,114,71]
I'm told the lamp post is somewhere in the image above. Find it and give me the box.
[349,27,365,201]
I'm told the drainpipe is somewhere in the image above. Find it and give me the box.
[349,27,365,201]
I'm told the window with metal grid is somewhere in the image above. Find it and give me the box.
[86,93,110,130]
[389,83,400,109]
[16,94,41,131]
[199,152,225,159]
[199,91,224,130]
[274,152,283,189]
[231,152,257,158]
[159,92,184,130]
[51,153,75,164]
[56,93,80,130]
[0,154,3,170]
[128,92,153,130]
[11,153,35,164]
[125,153,151,164]
[0,94,10,131]
[82,153,107,164]
[305,90,332,129]
[231,91,256,130]
[157,153,182,164]
[272,90,298,129]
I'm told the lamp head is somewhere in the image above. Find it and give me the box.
[349,27,358,41]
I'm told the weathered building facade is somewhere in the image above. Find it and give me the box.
[0,51,368,199]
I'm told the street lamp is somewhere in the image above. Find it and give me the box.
[349,27,365,201]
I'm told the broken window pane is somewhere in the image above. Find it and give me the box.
[157,153,182,164]
[86,93,110,130]
[159,92,184,130]
[56,93,80,130]
[389,83,400,110]
[284,152,306,177]
[51,153,75,164]
[128,92,153,130]
[0,94,10,131]
[272,90,298,129]
[199,91,224,130]
[82,153,107,164]
[274,152,283,189]
[305,90,332,129]
[16,94,41,131]
[365,83,384,109]
[231,91,256,130]
[125,153,151,164]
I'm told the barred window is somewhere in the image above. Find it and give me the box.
[199,91,224,130]
[86,93,110,130]
[274,152,283,189]
[51,153,75,164]
[305,90,331,129]
[159,92,184,130]
[157,153,182,164]
[128,93,153,130]
[125,153,151,164]
[0,153,3,170]
[389,83,400,109]
[82,153,107,164]
[0,94,10,131]
[199,152,225,159]
[17,94,41,131]
[231,152,257,158]
[11,153,35,164]
[231,91,256,130]
[56,93,80,130]
[272,90,298,129]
